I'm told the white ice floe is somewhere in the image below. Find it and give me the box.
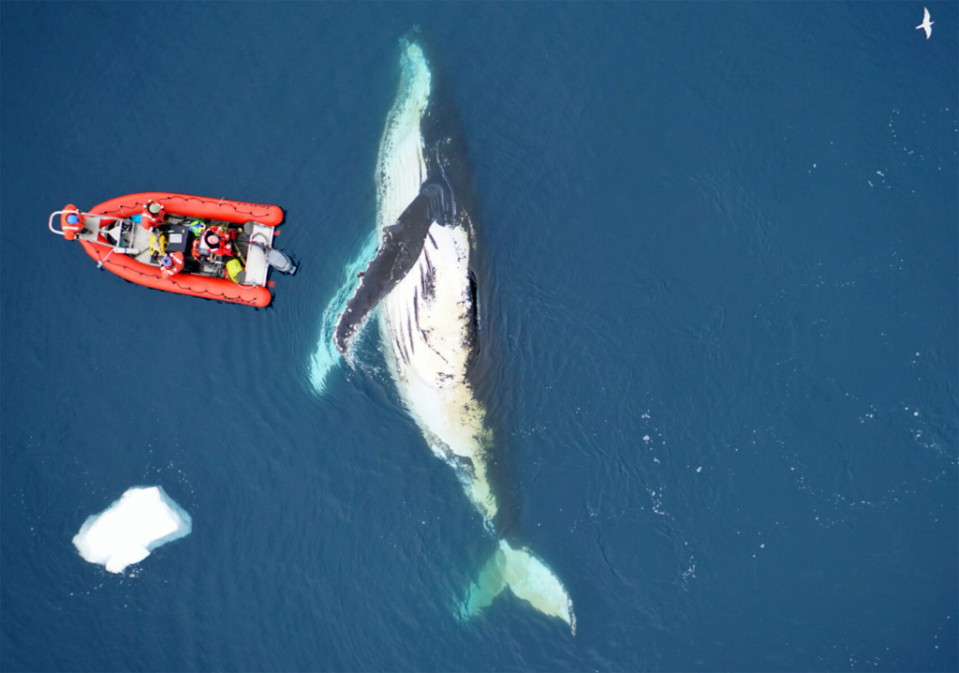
[73,486,192,573]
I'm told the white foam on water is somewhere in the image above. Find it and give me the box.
[72,486,192,574]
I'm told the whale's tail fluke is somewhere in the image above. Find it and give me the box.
[460,539,576,634]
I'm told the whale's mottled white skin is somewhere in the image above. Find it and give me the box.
[334,37,575,633]
[373,49,494,519]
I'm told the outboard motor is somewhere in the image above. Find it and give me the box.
[266,247,296,275]
[251,240,297,275]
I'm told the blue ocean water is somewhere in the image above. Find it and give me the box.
[2,2,956,671]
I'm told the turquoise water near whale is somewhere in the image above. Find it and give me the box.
[2,2,956,671]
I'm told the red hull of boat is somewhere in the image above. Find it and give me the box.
[82,192,284,307]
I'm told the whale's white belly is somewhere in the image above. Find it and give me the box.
[379,223,496,523]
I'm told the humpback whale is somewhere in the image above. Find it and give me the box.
[326,34,575,633]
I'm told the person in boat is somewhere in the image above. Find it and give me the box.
[201,226,235,258]
[190,225,236,263]
[159,252,184,277]
[141,200,166,230]
[61,208,86,240]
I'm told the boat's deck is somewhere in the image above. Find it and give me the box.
[76,214,275,286]
[238,222,274,286]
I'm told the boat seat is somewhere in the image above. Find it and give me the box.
[101,221,123,246]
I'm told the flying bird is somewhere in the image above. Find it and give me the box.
[916,7,933,39]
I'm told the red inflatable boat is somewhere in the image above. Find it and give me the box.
[49,192,295,307]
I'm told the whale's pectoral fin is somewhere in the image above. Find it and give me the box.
[460,539,576,635]
[333,184,448,356]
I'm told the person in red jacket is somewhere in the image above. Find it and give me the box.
[141,200,166,230]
